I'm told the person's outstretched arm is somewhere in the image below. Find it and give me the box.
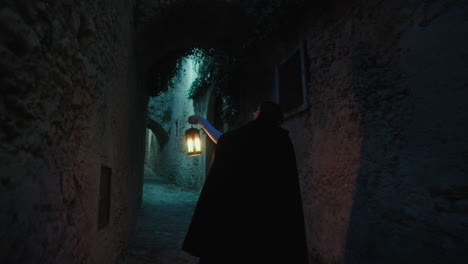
[188,115,222,144]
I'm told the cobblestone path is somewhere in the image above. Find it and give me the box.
[126,175,199,264]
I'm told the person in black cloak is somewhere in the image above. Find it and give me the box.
[183,101,309,264]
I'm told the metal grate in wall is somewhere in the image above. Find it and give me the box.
[98,166,111,229]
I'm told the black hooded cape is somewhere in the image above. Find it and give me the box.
[183,120,309,264]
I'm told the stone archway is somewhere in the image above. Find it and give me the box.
[147,118,169,146]
[145,118,169,176]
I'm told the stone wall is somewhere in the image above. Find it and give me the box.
[341,1,468,263]
[0,0,147,263]
[301,0,467,262]
[236,0,468,263]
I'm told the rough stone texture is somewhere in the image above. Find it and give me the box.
[277,0,468,263]
[0,0,146,263]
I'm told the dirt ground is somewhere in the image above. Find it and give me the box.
[126,169,200,264]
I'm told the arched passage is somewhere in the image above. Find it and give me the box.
[128,2,303,263]
[146,118,169,146]
[144,118,168,177]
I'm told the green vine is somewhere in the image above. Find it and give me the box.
[184,48,239,120]
[185,49,235,98]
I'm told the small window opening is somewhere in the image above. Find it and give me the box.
[275,42,309,117]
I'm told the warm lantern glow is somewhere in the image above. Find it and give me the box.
[185,127,202,156]
[187,139,194,152]
[195,138,201,152]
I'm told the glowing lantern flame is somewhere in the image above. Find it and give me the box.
[187,139,194,153]
[185,127,202,156]
[195,138,201,152]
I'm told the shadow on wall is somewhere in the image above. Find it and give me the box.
[344,40,414,263]
[344,6,468,261]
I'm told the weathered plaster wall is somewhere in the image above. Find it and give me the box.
[237,0,468,263]
[0,0,146,263]
[147,57,210,190]
[341,1,468,263]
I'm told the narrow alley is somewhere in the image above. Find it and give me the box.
[126,167,198,264]
[1,0,467,263]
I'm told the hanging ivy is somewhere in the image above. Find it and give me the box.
[181,48,238,120]
[185,48,236,99]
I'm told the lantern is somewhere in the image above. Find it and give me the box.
[185,126,202,156]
